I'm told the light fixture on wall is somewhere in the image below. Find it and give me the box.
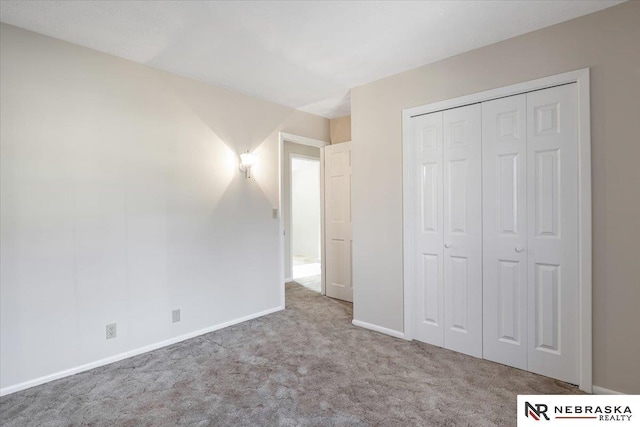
[239,151,257,179]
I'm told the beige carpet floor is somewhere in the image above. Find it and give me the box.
[0,282,581,426]
[292,274,321,293]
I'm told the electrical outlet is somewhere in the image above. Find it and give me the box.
[106,323,117,339]
[272,208,278,219]
[172,309,181,323]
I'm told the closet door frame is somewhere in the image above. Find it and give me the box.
[402,68,592,392]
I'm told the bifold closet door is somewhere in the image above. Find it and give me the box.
[411,105,482,358]
[482,94,528,370]
[442,105,483,358]
[483,84,580,385]
[412,111,444,347]
[526,84,579,385]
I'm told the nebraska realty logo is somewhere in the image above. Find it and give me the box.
[517,395,639,426]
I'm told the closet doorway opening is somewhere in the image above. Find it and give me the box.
[290,155,322,292]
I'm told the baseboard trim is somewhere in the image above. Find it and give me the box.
[592,385,625,395]
[0,305,285,397]
[284,277,293,283]
[352,319,405,339]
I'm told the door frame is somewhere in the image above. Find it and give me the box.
[289,153,322,286]
[279,133,329,306]
[401,68,592,392]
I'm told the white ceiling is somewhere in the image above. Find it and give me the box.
[0,1,624,118]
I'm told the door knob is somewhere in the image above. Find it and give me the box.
[444,243,451,249]
[515,246,524,253]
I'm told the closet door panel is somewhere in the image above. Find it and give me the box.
[443,104,482,358]
[482,95,528,370]
[412,112,444,347]
[526,84,579,384]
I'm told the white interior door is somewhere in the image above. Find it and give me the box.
[442,104,483,358]
[482,94,528,370]
[526,84,579,384]
[324,142,353,302]
[412,112,444,347]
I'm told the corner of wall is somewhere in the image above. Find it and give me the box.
[330,116,352,144]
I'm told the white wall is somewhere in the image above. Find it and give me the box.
[351,2,640,394]
[282,142,321,279]
[0,23,329,393]
[291,158,321,261]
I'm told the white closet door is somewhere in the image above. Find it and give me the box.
[324,142,353,302]
[527,84,579,384]
[412,112,444,347]
[443,104,483,358]
[482,94,528,369]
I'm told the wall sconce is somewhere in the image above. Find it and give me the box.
[239,152,257,179]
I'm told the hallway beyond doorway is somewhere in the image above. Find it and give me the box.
[292,255,321,292]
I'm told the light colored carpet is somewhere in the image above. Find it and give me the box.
[0,283,581,426]
[293,275,321,293]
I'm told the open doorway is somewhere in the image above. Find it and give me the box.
[290,156,322,292]
[279,133,327,305]
[278,133,353,312]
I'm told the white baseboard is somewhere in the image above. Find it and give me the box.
[352,319,405,339]
[592,385,625,395]
[284,277,293,283]
[0,305,285,397]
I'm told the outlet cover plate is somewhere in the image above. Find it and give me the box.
[106,323,117,339]
[172,309,180,323]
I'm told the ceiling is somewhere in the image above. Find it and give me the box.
[0,1,624,118]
